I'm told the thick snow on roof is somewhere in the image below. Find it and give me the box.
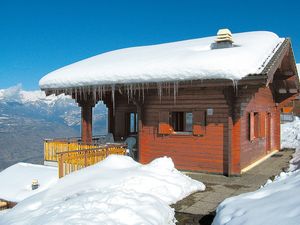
[0,156,204,225]
[0,163,58,202]
[40,31,283,89]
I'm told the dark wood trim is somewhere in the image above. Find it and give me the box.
[78,100,95,144]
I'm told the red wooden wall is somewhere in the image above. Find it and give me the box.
[138,87,230,174]
[112,84,281,175]
[232,86,280,170]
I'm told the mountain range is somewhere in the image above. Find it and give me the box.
[0,84,107,171]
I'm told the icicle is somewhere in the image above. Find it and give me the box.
[232,79,239,96]
[93,87,97,103]
[130,84,133,100]
[134,84,137,96]
[173,81,179,104]
[157,82,162,103]
[142,83,145,103]
[74,88,77,101]
[111,84,115,115]
[99,86,101,98]
[103,85,106,97]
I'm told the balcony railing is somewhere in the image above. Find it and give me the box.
[43,135,127,178]
[44,135,115,162]
[57,144,126,178]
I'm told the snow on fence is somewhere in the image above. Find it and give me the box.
[57,144,126,178]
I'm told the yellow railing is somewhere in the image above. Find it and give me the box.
[44,139,100,162]
[57,144,126,178]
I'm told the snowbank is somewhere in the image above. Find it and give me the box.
[0,155,205,225]
[212,169,300,225]
[281,117,300,171]
[281,116,300,149]
[0,163,58,202]
[212,118,300,225]
[40,31,283,89]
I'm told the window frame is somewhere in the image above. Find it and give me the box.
[128,112,138,135]
[249,111,266,141]
[170,111,193,134]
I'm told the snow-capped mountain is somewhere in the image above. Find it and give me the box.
[0,84,107,171]
[0,84,107,127]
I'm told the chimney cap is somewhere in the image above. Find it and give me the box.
[216,28,233,43]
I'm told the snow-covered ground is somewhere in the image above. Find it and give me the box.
[281,117,300,172]
[213,118,300,225]
[0,163,58,202]
[0,156,205,225]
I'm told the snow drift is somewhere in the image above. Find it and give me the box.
[213,118,300,225]
[0,163,58,202]
[0,155,205,225]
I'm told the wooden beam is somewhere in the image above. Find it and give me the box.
[282,71,294,76]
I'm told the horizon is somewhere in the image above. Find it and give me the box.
[1,0,300,90]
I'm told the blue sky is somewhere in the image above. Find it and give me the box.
[1,0,300,90]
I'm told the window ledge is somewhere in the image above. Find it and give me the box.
[171,131,193,136]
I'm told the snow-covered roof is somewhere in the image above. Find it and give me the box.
[0,163,58,202]
[39,31,284,90]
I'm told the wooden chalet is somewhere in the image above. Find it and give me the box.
[40,30,299,176]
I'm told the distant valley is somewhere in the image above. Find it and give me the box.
[0,85,108,171]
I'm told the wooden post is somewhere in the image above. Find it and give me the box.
[58,154,64,178]
[80,101,95,144]
[107,102,114,134]
[84,150,87,167]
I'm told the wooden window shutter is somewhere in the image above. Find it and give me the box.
[259,112,266,138]
[249,112,255,141]
[193,111,206,136]
[158,111,172,135]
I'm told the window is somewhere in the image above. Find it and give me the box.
[249,112,266,141]
[158,110,206,135]
[171,112,193,132]
[129,112,138,134]
[254,112,259,138]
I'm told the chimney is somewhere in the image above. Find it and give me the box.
[212,28,233,49]
[32,179,39,190]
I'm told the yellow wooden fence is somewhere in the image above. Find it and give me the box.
[57,144,126,178]
[44,139,99,162]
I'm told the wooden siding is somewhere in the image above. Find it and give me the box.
[138,87,230,174]
[234,86,280,170]
[110,83,281,175]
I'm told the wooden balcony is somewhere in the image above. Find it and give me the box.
[44,136,126,178]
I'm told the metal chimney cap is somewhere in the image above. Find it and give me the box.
[217,28,232,36]
[216,28,233,43]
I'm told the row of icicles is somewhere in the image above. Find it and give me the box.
[50,80,239,109]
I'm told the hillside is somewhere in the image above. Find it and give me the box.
[0,85,107,171]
